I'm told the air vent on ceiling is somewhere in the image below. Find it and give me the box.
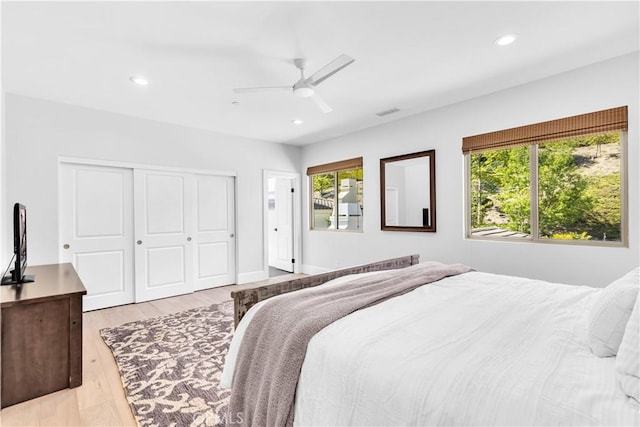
[376,107,401,117]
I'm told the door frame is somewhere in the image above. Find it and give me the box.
[59,156,236,178]
[58,156,239,290]
[263,170,301,275]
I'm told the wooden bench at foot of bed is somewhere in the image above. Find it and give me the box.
[231,254,420,327]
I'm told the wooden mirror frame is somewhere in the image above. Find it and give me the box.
[380,150,436,232]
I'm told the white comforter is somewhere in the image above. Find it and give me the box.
[222,271,639,426]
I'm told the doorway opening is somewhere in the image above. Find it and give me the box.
[263,171,301,278]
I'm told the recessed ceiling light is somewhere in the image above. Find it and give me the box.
[495,34,517,46]
[292,119,303,125]
[129,75,149,86]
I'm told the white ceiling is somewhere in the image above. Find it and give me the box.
[2,1,638,146]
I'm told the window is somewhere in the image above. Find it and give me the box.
[464,107,627,245]
[308,157,363,231]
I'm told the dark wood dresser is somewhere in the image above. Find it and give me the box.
[0,263,87,408]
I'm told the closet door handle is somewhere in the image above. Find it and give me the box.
[63,244,70,250]
[136,240,142,245]
[187,237,192,242]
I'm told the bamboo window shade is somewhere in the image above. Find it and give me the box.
[462,106,628,154]
[306,157,363,176]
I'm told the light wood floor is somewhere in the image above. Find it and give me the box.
[0,274,303,427]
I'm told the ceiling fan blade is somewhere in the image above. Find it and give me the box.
[310,92,333,114]
[233,86,291,94]
[306,54,355,86]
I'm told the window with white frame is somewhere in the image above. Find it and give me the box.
[308,157,363,231]
[464,106,628,245]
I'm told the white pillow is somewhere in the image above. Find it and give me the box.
[616,295,639,403]
[586,267,639,357]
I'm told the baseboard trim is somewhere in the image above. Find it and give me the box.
[237,270,268,284]
[301,264,331,275]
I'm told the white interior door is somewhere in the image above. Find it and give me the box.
[267,178,278,267]
[271,177,294,272]
[194,174,236,290]
[60,163,134,311]
[134,169,195,302]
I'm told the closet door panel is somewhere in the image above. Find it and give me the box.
[134,170,195,302]
[59,163,134,311]
[194,175,236,290]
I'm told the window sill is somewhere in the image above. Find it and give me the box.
[465,234,627,248]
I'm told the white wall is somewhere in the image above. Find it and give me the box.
[301,52,639,288]
[0,91,5,267]
[0,5,4,267]
[3,94,301,281]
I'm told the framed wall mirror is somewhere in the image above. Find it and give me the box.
[380,150,436,232]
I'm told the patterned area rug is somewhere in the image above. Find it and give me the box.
[100,301,234,427]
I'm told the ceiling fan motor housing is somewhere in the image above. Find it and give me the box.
[293,82,314,98]
[293,58,314,97]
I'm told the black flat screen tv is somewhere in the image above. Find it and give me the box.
[2,203,35,285]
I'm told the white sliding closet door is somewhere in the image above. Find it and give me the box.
[194,174,236,290]
[59,163,135,311]
[134,169,195,302]
[60,161,237,309]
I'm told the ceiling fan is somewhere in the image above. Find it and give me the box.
[233,54,355,113]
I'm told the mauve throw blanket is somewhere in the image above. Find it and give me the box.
[227,261,474,427]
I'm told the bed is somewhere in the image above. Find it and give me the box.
[221,255,639,426]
